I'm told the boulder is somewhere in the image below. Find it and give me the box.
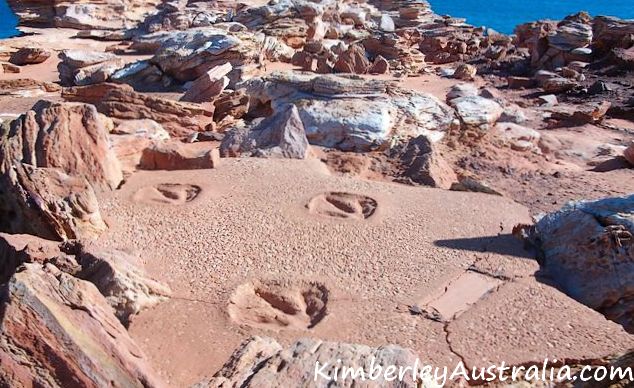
[1,100,123,191]
[76,247,172,325]
[507,76,536,89]
[63,83,214,137]
[0,263,164,387]
[449,96,503,134]
[58,50,124,86]
[220,104,310,159]
[1,62,20,73]
[453,63,477,81]
[446,83,478,102]
[549,101,612,124]
[537,94,558,106]
[298,98,396,151]
[531,194,634,332]
[140,141,220,170]
[181,63,232,103]
[333,44,370,74]
[368,55,390,74]
[9,47,51,65]
[146,28,262,86]
[241,72,454,151]
[548,22,593,51]
[393,135,457,189]
[541,76,578,93]
[499,104,528,124]
[0,233,170,324]
[494,123,541,152]
[0,232,78,283]
[110,119,170,174]
[0,163,107,241]
[379,14,395,32]
[197,337,422,387]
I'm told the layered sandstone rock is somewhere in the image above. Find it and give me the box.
[0,163,107,241]
[181,63,232,103]
[0,263,164,387]
[0,233,171,323]
[9,47,51,65]
[514,12,634,73]
[1,100,123,191]
[63,83,214,137]
[391,135,457,188]
[0,232,71,283]
[449,95,503,135]
[418,21,513,65]
[7,0,162,30]
[241,72,454,151]
[0,78,61,97]
[220,104,310,159]
[531,194,634,332]
[76,247,172,324]
[197,337,423,387]
[128,28,263,88]
[58,50,124,86]
[111,119,171,174]
[140,141,220,170]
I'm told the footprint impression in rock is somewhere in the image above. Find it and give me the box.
[307,192,378,220]
[228,280,329,331]
[132,183,201,205]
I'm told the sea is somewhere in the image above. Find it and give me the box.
[0,0,634,38]
[1,0,18,38]
[428,0,634,34]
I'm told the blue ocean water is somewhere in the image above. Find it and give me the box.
[428,0,634,34]
[0,0,634,38]
[0,0,18,38]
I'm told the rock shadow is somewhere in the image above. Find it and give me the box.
[434,233,536,259]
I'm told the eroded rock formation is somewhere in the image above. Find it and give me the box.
[531,194,634,332]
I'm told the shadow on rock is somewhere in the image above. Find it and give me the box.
[434,233,537,259]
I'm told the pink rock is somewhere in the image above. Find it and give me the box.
[368,55,390,74]
[140,141,220,170]
[0,263,165,387]
[3,100,123,191]
[9,47,51,65]
[181,63,232,103]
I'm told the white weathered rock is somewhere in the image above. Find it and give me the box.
[197,337,430,387]
[446,83,478,102]
[297,98,395,151]
[548,22,593,51]
[379,14,395,32]
[532,194,634,332]
[77,247,172,325]
[220,104,310,159]
[147,28,262,86]
[494,123,541,152]
[58,50,124,86]
[450,95,503,133]
[241,72,454,151]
